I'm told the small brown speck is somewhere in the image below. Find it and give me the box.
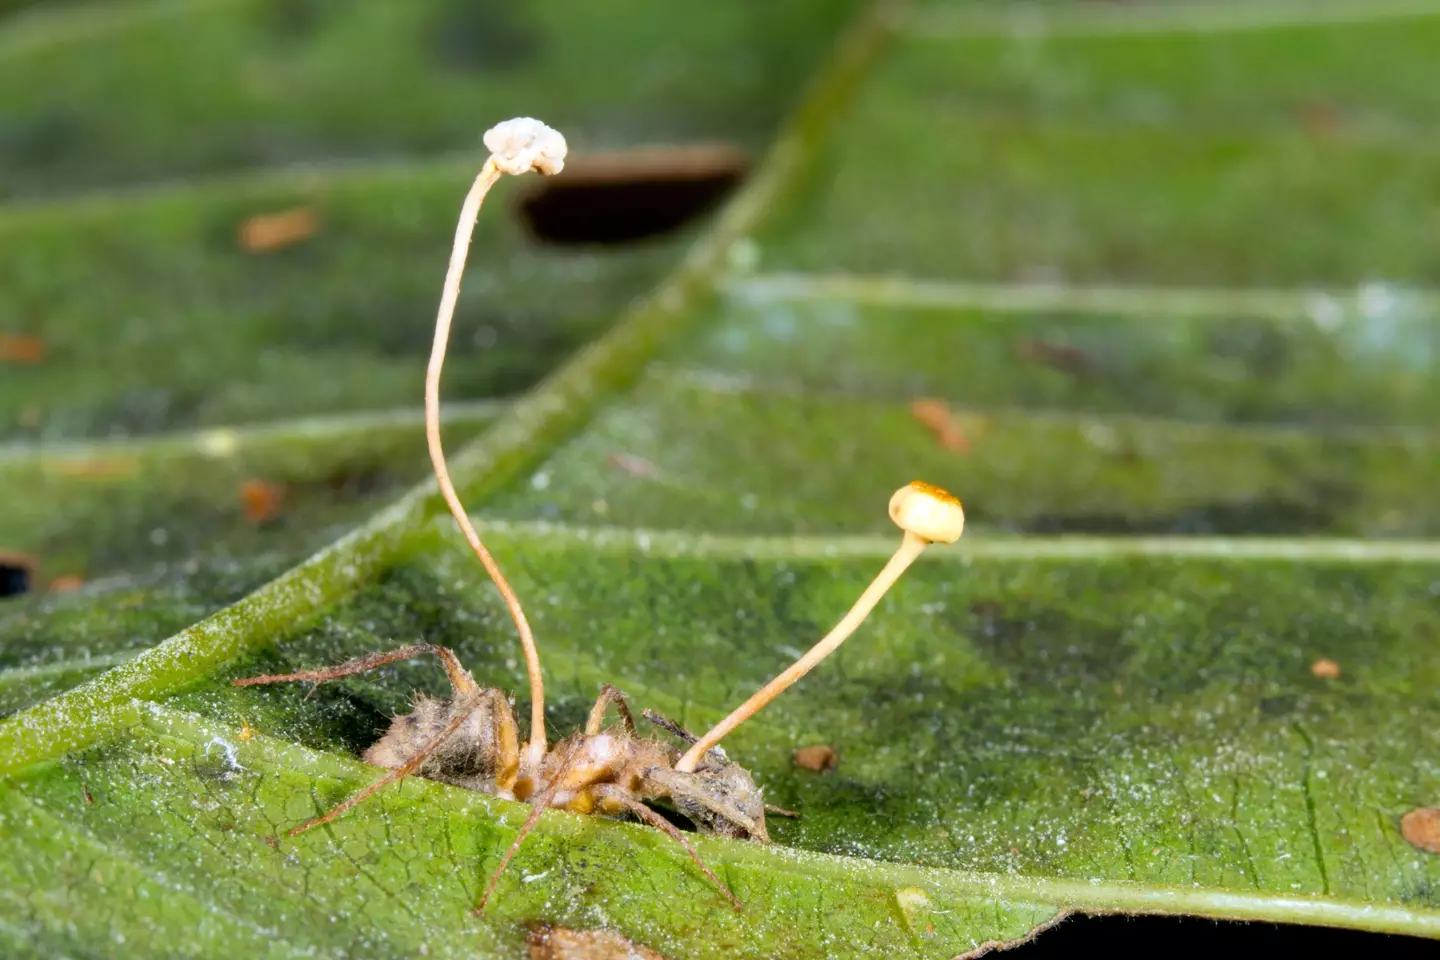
[1298,99,1342,138]
[262,835,280,849]
[793,745,838,773]
[49,575,85,594]
[1310,657,1341,679]
[81,783,94,805]
[607,452,660,478]
[1401,807,1440,855]
[238,207,318,253]
[527,923,667,960]
[0,334,45,364]
[240,479,286,524]
[909,397,969,453]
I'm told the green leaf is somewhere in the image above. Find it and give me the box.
[3,0,1440,957]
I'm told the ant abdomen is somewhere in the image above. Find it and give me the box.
[363,688,520,795]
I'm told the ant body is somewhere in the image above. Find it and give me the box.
[237,644,774,910]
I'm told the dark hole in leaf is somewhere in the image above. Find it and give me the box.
[1013,914,1436,957]
[0,559,31,598]
[518,143,748,247]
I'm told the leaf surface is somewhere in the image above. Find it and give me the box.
[3,1,1440,957]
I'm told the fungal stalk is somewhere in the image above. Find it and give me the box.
[676,481,964,772]
[427,117,567,769]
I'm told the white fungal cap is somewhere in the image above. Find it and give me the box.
[888,480,965,544]
[483,117,568,176]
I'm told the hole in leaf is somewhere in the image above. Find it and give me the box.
[518,143,748,247]
[1013,914,1435,956]
[0,557,32,598]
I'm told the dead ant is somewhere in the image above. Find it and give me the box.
[233,117,966,914]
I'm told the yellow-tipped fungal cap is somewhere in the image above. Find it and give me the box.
[888,481,965,544]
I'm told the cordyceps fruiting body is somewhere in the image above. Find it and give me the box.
[233,116,964,914]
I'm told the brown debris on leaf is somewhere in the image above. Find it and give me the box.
[1401,807,1440,855]
[240,479,286,524]
[1310,657,1341,679]
[238,207,319,253]
[48,575,85,594]
[0,334,45,364]
[607,452,661,478]
[527,923,668,960]
[909,397,969,453]
[792,744,838,773]
[1298,99,1343,138]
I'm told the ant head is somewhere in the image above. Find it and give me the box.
[641,709,770,841]
[662,753,770,843]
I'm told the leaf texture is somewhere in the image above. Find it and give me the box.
[2,1,1439,957]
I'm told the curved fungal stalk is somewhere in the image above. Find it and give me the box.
[676,481,964,772]
[427,117,568,768]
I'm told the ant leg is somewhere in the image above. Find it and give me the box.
[490,688,523,795]
[234,644,480,699]
[585,685,637,737]
[475,741,580,914]
[764,804,800,819]
[641,709,696,744]
[289,692,488,837]
[593,785,742,912]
